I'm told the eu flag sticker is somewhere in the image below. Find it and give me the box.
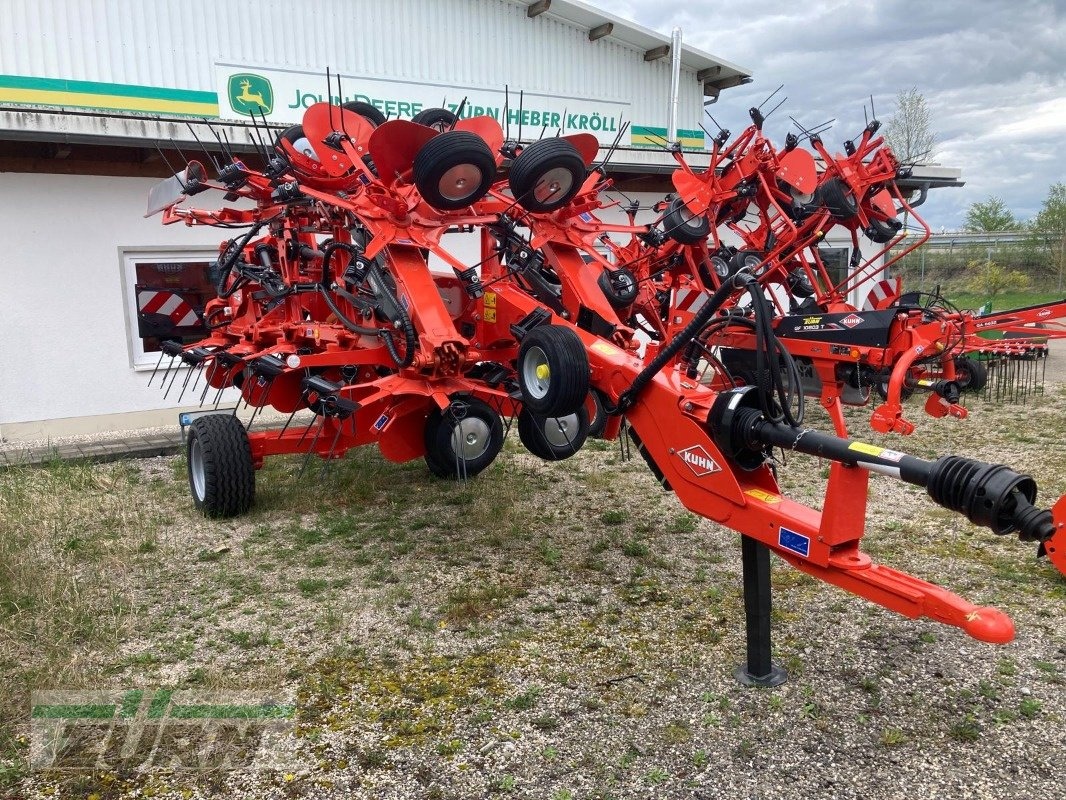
[778,527,810,558]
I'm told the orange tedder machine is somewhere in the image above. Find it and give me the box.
[146,95,1065,685]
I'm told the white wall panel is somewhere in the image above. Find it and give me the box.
[0,0,706,133]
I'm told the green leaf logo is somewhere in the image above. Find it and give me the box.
[227,73,274,116]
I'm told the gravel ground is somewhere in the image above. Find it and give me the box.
[4,360,1065,800]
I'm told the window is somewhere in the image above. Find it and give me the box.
[121,247,219,369]
[817,246,850,290]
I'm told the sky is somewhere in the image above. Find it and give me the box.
[587,0,1065,231]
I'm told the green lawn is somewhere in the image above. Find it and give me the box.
[946,291,1064,313]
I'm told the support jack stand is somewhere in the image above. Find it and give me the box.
[735,535,788,688]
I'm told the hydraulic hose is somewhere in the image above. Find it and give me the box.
[711,390,1055,543]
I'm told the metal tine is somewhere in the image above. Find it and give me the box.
[297,412,319,446]
[278,407,299,439]
[206,119,235,163]
[198,365,216,407]
[503,85,510,140]
[517,89,525,143]
[146,349,167,387]
[162,356,183,399]
[557,106,567,137]
[155,142,186,190]
[176,360,198,404]
[758,84,784,110]
[297,417,327,480]
[319,422,345,480]
[450,97,468,130]
[336,71,351,140]
[186,121,223,173]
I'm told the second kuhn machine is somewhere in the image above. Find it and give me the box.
[143,89,1065,677]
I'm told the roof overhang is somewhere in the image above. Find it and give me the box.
[520,0,752,98]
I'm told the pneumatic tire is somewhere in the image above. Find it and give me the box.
[412,107,458,132]
[517,325,590,417]
[186,414,255,517]
[423,397,504,479]
[341,101,387,127]
[517,406,589,461]
[817,177,859,221]
[413,131,497,210]
[663,196,710,244]
[508,138,586,213]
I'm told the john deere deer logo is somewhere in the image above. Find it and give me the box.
[227,73,274,116]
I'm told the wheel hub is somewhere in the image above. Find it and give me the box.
[523,345,551,399]
[541,413,579,448]
[439,163,482,201]
[533,167,574,203]
[451,417,492,460]
[189,438,206,500]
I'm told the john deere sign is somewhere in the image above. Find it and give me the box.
[227,73,274,116]
[215,63,637,146]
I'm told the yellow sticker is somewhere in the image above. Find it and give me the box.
[590,341,622,357]
[744,488,782,504]
[484,307,497,323]
[483,292,497,308]
[848,442,883,457]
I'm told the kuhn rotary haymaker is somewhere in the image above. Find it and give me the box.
[145,96,1065,680]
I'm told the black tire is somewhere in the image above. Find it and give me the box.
[663,196,710,244]
[864,216,902,243]
[729,250,764,276]
[186,414,255,517]
[586,389,608,439]
[517,406,589,461]
[341,101,387,127]
[275,125,318,162]
[413,130,496,211]
[817,177,859,221]
[875,378,915,402]
[423,397,504,478]
[508,138,586,213]
[412,107,458,131]
[954,357,988,393]
[517,325,590,417]
[597,267,638,308]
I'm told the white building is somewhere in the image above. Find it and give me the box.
[0,0,954,441]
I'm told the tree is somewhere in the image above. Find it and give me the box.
[963,196,1020,232]
[882,87,937,165]
[1029,182,1066,291]
[968,260,1029,301]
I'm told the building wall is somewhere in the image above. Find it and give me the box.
[0,171,239,435]
[0,0,707,143]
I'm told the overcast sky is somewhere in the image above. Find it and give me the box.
[591,0,1065,231]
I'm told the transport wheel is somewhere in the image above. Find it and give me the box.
[663,196,710,244]
[864,216,903,243]
[412,107,458,132]
[954,357,988,393]
[186,414,255,517]
[517,324,590,417]
[275,125,318,160]
[341,100,387,127]
[517,405,589,461]
[598,267,638,308]
[423,397,504,478]
[585,389,609,439]
[508,138,586,213]
[413,131,496,210]
[817,177,859,221]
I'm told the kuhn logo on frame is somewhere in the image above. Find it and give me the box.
[677,445,722,477]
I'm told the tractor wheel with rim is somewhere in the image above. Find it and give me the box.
[275,125,319,161]
[423,397,504,478]
[517,324,590,417]
[954,357,988,393]
[663,196,710,244]
[508,138,586,213]
[585,389,609,439]
[186,414,255,517]
[864,215,903,243]
[817,177,859,221]
[517,406,590,461]
[598,267,638,308]
[341,101,387,127]
[412,107,458,132]
[413,130,497,210]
